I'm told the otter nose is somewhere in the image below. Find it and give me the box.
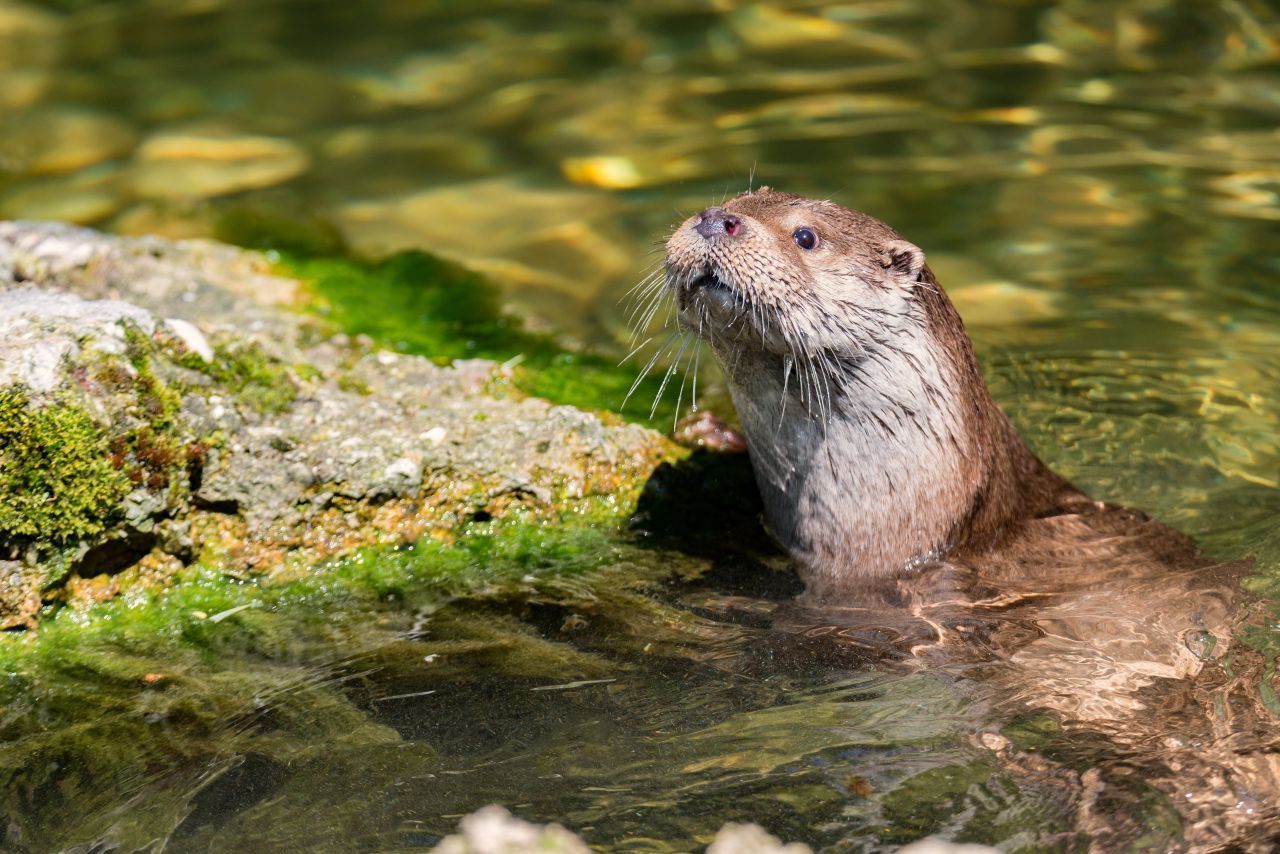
[695,207,742,239]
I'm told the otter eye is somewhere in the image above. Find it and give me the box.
[792,227,819,250]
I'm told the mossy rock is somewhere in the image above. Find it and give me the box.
[0,387,130,544]
[0,221,677,630]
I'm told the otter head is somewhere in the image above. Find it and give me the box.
[665,188,929,365]
[661,188,1070,597]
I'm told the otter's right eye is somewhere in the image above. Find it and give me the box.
[792,227,819,250]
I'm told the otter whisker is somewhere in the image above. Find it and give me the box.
[628,281,668,336]
[812,347,839,428]
[778,354,794,430]
[622,280,664,321]
[651,333,692,419]
[623,283,670,348]
[625,288,664,334]
[661,294,679,331]
[622,267,665,316]
[691,341,701,413]
[618,336,655,367]
[622,330,681,411]
[635,277,676,338]
[672,335,698,431]
[622,263,663,299]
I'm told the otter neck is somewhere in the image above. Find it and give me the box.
[715,283,1072,597]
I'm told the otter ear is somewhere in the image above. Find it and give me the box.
[880,239,925,281]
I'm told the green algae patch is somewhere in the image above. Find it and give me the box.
[279,251,680,427]
[0,387,130,544]
[0,501,656,672]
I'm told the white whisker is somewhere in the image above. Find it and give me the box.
[622,330,680,411]
[651,334,691,419]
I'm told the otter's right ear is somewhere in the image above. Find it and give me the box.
[880,239,925,282]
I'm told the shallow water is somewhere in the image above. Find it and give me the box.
[3,0,1280,849]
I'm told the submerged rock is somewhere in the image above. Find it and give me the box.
[0,163,127,225]
[0,1,63,72]
[333,177,631,302]
[431,806,591,854]
[130,126,311,200]
[706,822,813,853]
[431,807,818,854]
[0,221,672,627]
[1,107,137,177]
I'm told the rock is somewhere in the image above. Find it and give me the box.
[430,806,590,854]
[0,1,63,71]
[161,318,213,362]
[995,173,1147,232]
[334,177,631,302]
[707,823,812,853]
[0,164,127,225]
[925,254,1060,334]
[380,456,423,497]
[722,5,918,59]
[0,287,212,622]
[673,410,748,453]
[0,219,305,318]
[130,126,311,200]
[531,78,719,189]
[0,222,672,627]
[318,122,498,179]
[0,68,51,113]
[109,201,221,241]
[1,107,136,177]
[431,808,815,854]
[348,49,493,110]
[0,288,155,392]
[220,61,351,131]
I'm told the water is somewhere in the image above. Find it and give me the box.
[2,0,1280,849]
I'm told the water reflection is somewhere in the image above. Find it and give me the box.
[2,1,1278,340]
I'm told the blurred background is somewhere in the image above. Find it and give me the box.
[2,0,1278,544]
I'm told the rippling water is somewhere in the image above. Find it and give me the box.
[2,0,1280,849]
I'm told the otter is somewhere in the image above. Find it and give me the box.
[665,187,1124,599]
[656,188,1280,848]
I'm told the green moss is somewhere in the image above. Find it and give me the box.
[335,372,371,395]
[213,204,708,426]
[0,387,131,543]
[97,328,205,497]
[124,324,184,429]
[281,251,681,426]
[176,340,299,414]
[999,713,1062,751]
